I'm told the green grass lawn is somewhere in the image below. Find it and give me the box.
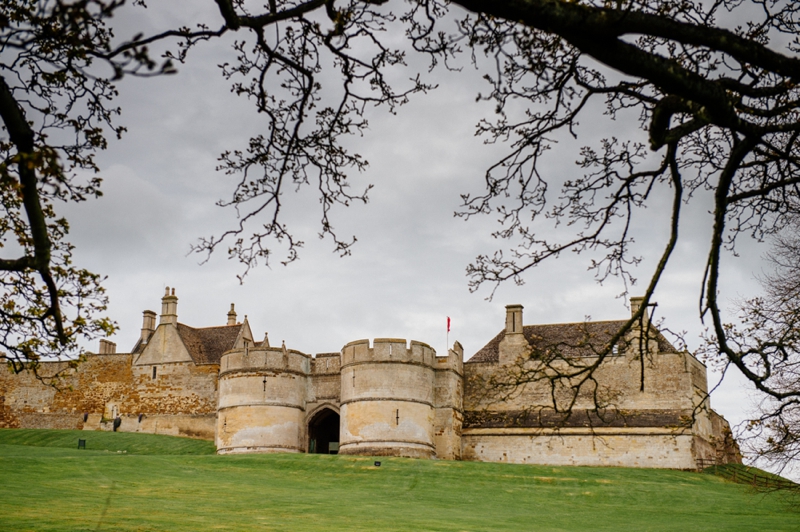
[0,429,797,531]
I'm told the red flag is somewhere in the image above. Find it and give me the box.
[447,316,451,333]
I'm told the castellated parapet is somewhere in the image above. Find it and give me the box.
[216,347,311,454]
[339,339,438,458]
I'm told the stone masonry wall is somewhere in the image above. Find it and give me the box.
[338,339,437,458]
[464,351,702,414]
[433,345,464,460]
[0,353,219,440]
[461,345,738,467]
[216,348,310,454]
[462,430,697,469]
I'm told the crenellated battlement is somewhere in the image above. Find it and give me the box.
[435,341,464,375]
[220,347,311,375]
[341,338,436,368]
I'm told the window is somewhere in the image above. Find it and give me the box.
[152,366,157,379]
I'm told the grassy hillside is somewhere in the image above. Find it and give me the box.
[0,429,797,531]
[0,428,216,455]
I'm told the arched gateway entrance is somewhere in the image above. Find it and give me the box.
[308,408,340,454]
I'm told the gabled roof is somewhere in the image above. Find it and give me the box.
[467,320,678,364]
[175,323,243,365]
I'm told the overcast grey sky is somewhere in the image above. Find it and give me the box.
[58,2,771,436]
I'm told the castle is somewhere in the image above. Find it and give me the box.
[0,288,740,469]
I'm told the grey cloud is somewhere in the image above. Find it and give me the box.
[56,1,771,443]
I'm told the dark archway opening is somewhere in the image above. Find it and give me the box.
[308,408,340,454]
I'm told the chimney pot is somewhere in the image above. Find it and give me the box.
[99,339,116,354]
[227,303,237,326]
[160,286,178,325]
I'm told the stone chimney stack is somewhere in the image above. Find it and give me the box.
[160,287,178,325]
[227,303,237,325]
[505,304,524,336]
[140,310,156,344]
[98,339,116,354]
[630,296,648,327]
[499,304,529,365]
[628,295,658,355]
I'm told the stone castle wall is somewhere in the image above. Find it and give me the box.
[0,353,218,439]
[459,307,738,468]
[462,430,698,468]
[0,294,740,469]
[460,349,707,468]
[216,347,311,454]
[433,342,464,460]
[339,339,438,458]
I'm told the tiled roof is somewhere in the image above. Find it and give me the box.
[176,323,242,365]
[467,320,678,363]
[131,337,144,355]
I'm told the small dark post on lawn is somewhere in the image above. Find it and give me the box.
[374,461,381,467]
[78,439,86,449]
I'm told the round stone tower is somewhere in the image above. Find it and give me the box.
[338,338,436,458]
[216,346,310,454]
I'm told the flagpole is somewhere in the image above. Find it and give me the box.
[446,316,450,353]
